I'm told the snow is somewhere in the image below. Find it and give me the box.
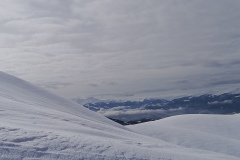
[208,100,232,105]
[128,114,240,159]
[0,71,239,160]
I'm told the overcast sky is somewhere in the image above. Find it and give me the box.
[0,0,240,99]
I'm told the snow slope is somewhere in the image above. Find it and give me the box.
[0,71,238,160]
[128,114,240,159]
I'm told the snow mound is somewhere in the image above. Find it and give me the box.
[128,114,240,159]
[0,71,239,160]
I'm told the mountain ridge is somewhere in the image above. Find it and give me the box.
[73,92,240,125]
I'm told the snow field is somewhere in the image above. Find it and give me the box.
[0,71,239,160]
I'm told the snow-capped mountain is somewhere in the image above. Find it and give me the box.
[2,71,238,159]
[73,93,240,125]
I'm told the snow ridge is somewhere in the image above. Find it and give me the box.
[0,71,239,160]
[128,114,240,159]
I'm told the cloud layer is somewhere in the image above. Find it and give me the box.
[0,0,240,99]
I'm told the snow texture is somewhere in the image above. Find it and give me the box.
[0,71,239,160]
[128,114,240,159]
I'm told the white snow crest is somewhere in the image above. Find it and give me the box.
[0,71,239,160]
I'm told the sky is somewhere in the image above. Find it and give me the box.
[0,0,240,100]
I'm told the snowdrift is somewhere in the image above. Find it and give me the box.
[128,114,240,159]
[0,71,238,160]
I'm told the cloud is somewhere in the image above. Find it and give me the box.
[103,82,118,86]
[208,100,232,105]
[98,107,184,121]
[41,82,74,90]
[0,0,239,99]
[89,83,98,87]
[210,80,240,86]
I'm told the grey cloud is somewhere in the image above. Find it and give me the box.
[89,83,98,87]
[230,60,240,66]
[204,60,240,68]
[41,82,74,90]
[103,82,118,86]
[95,93,135,98]
[210,80,240,86]
[174,80,189,84]
[134,88,170,94]
[204,61,224,68]
[0,0,239,99]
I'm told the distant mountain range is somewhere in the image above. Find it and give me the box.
[72,92,240,125]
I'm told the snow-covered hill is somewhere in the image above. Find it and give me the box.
[128,114,240,159]
[0,71,239,160]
